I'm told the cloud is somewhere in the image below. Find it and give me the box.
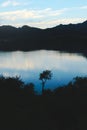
[0,10,43,22]
[52,18,86,28]
[0,8,68,21]
[0,6,86,28]
[34,8,68,17]
[2,17,85,29]
[20,18,86,28]
[67,5,87,11]
[80,6,87,10]
[1,0,20,7]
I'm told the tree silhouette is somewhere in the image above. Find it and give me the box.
[39,70,52,94]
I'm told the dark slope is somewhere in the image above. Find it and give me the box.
[0,21,87,54]
[0,25,42,51]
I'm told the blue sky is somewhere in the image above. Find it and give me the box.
[0,0,87,28]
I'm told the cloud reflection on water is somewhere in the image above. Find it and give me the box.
[0,50,87,71]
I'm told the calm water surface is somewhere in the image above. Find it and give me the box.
[0,50,87,93]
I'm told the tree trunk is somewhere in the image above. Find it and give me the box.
[42,82,45,95]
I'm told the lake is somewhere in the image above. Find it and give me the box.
[0,50,87,93]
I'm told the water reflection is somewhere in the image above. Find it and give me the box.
[0,50,87,92]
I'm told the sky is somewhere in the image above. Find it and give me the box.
[0,0,87,28]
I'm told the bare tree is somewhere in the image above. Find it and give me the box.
[39,70,52,94]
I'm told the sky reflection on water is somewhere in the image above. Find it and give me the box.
[0,50,87,93]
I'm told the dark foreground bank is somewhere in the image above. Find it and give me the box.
[0,76,87,129]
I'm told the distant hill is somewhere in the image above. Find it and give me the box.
[0,21,87,55]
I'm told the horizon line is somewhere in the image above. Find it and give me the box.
[0,20,87,29]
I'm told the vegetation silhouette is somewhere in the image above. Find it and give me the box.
[39,70,52,94]
[0,75,87,129]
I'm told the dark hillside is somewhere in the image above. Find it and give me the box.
[0,21,87,56]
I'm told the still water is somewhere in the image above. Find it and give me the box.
[0,50,87,93]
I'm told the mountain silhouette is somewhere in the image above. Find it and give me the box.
[0,21,87,55]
